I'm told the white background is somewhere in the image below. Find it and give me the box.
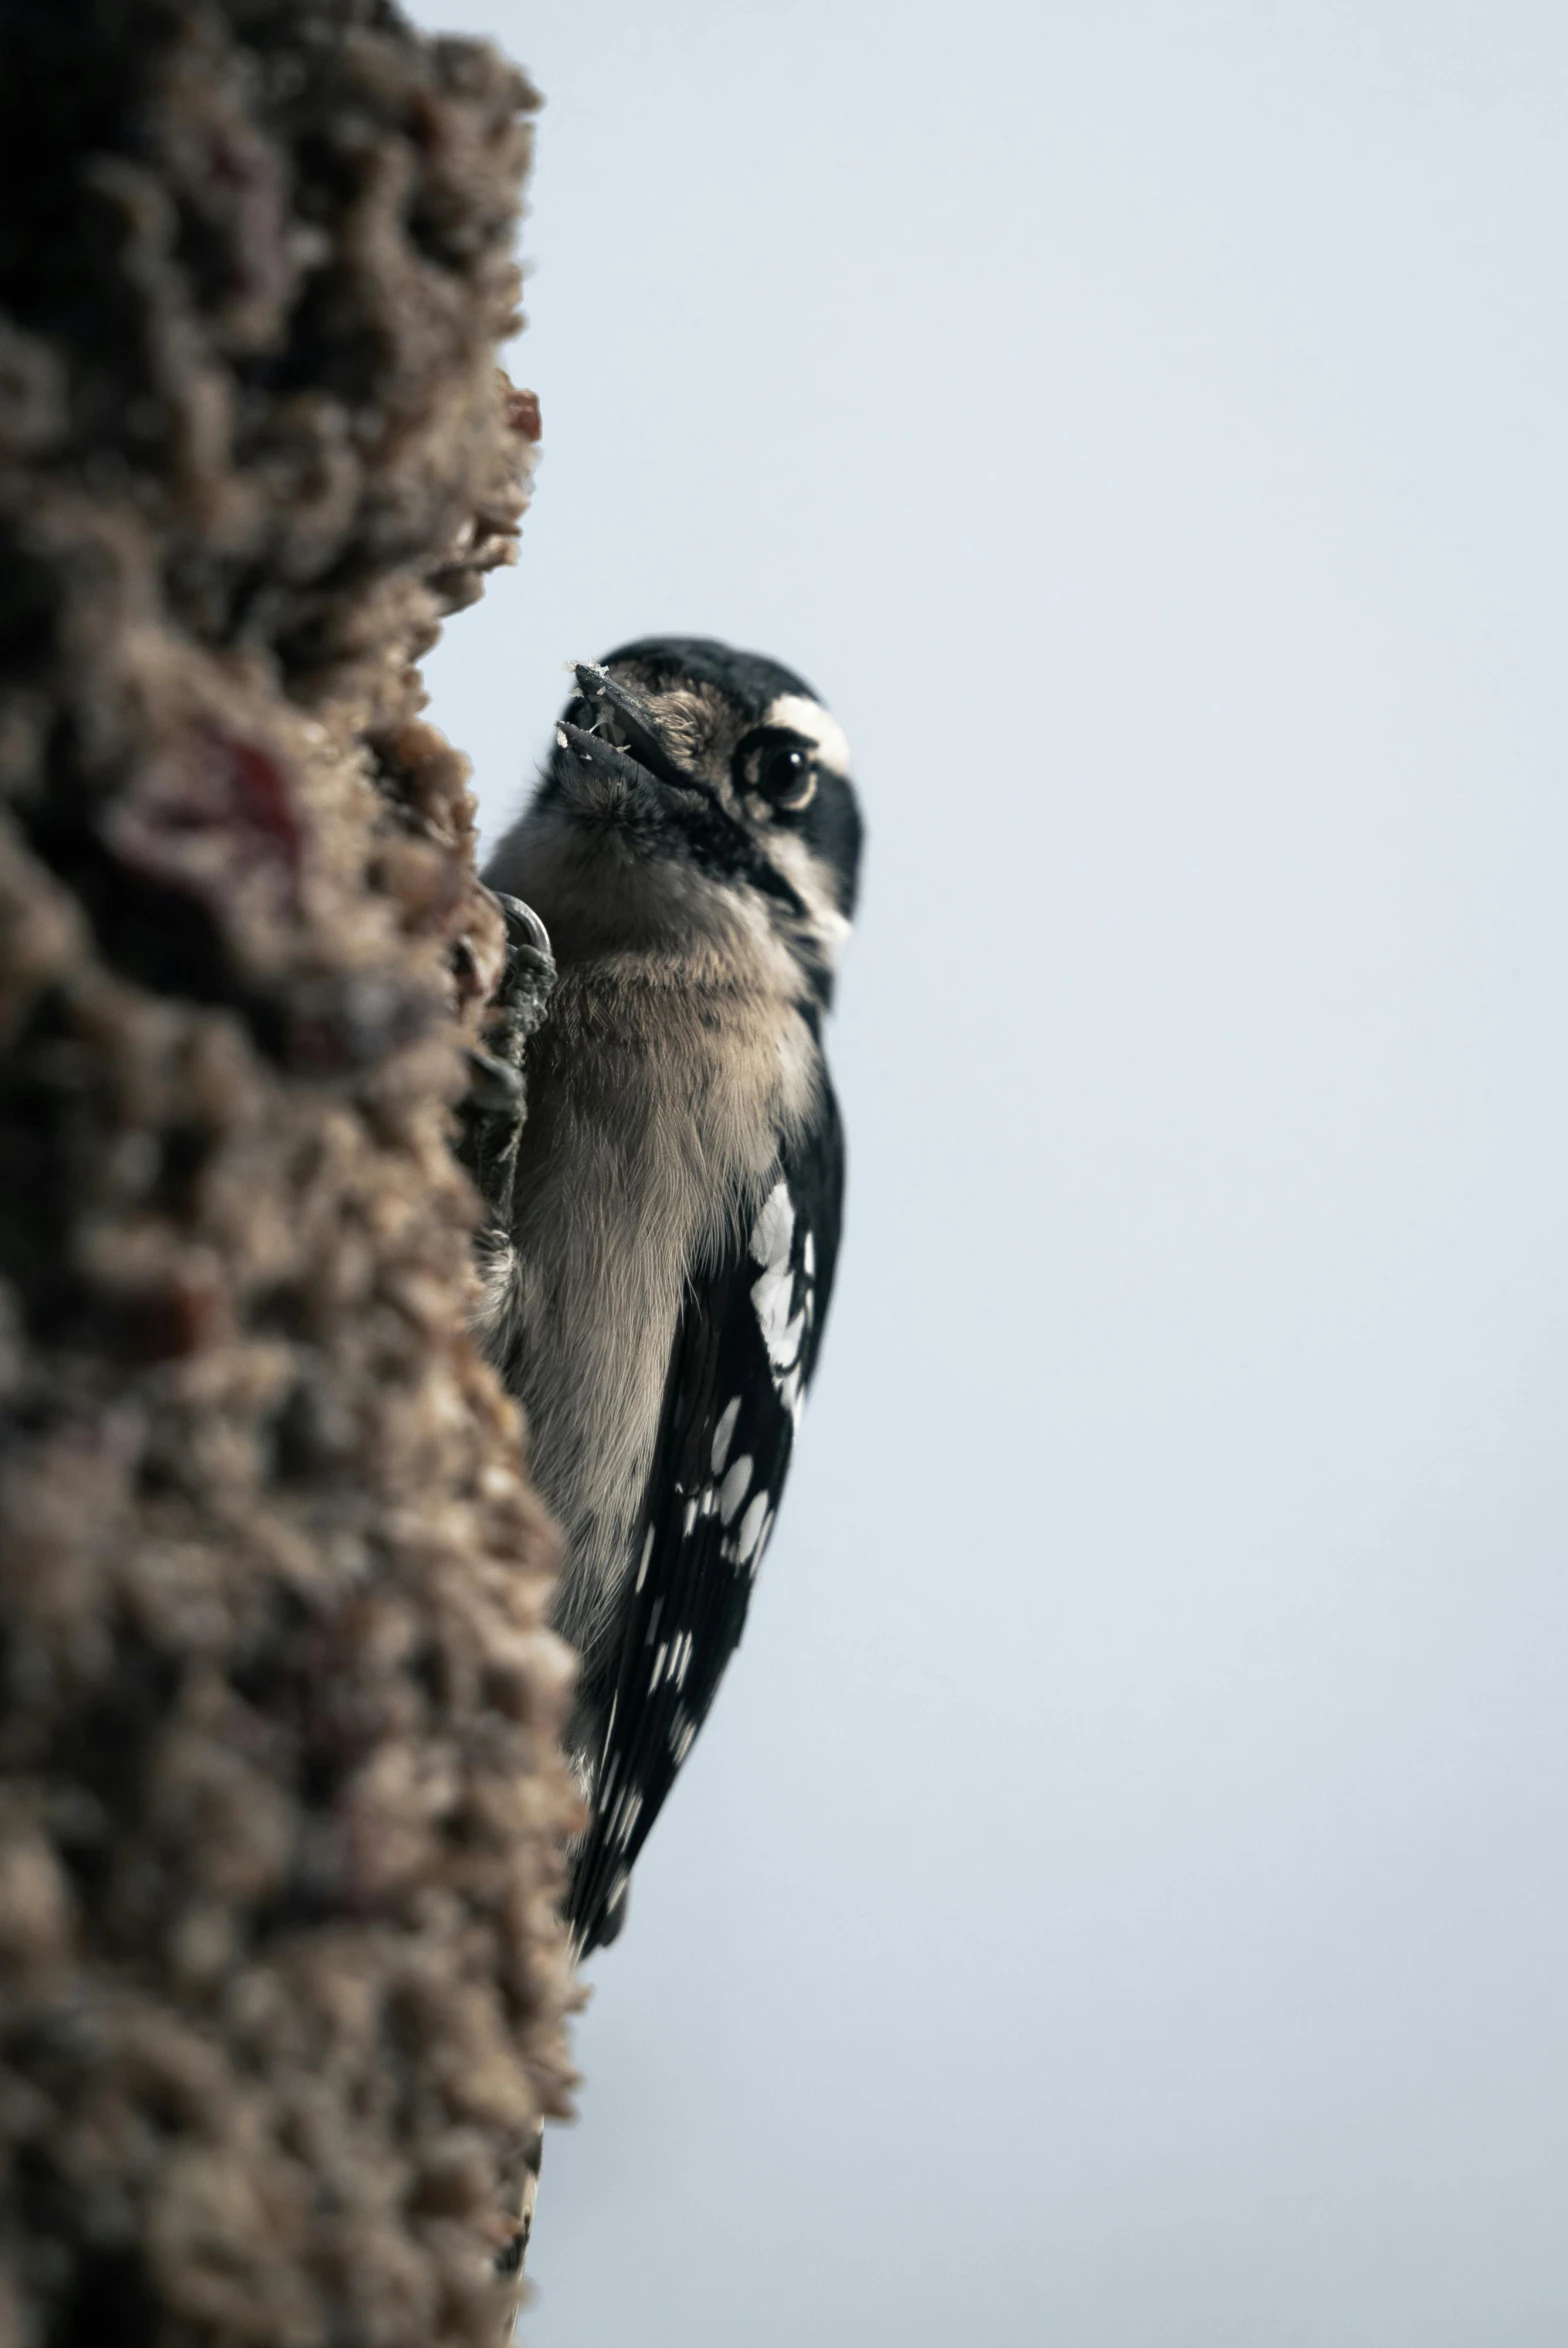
[415,4,1568,2340]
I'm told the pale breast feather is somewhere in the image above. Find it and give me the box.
[566,1080,846,1955]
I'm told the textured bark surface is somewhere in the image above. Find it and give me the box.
[0,5,579,2342]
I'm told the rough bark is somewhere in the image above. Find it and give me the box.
[0,4,579,2342]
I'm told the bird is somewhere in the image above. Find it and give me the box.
[472,635,862,1957]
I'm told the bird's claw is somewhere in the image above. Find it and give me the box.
[454,890,555,1226]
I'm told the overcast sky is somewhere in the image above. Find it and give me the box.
[414,3,1568,2340]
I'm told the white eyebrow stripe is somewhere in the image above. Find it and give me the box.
[764,693,852,778]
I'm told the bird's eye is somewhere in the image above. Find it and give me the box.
[735,729,818,813]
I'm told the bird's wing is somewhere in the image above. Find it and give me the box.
[566,1081,845,1955]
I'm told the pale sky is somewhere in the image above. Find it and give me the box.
[416,4,1568,2340]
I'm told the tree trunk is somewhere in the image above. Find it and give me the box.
[0,5,578,2342]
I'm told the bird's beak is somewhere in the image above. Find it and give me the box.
[564,662,712,799]
[552,661,809,919]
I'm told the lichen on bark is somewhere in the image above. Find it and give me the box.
[0,4,578,2342]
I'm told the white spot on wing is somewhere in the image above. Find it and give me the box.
[735,1490,770,1565]
[751,1184,813,1379]
[753,1265,797,1366]
[710,1396,742,1474]
[750,1182,794,1273]
[719,1455,753,1523]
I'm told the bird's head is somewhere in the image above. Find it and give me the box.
[537,636,863,1002]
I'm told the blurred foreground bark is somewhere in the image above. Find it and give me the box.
[0,5,579,2342]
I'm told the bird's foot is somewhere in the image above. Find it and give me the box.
[454,891,554,1229]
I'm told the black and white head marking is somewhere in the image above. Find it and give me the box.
[539,636,862,1005]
